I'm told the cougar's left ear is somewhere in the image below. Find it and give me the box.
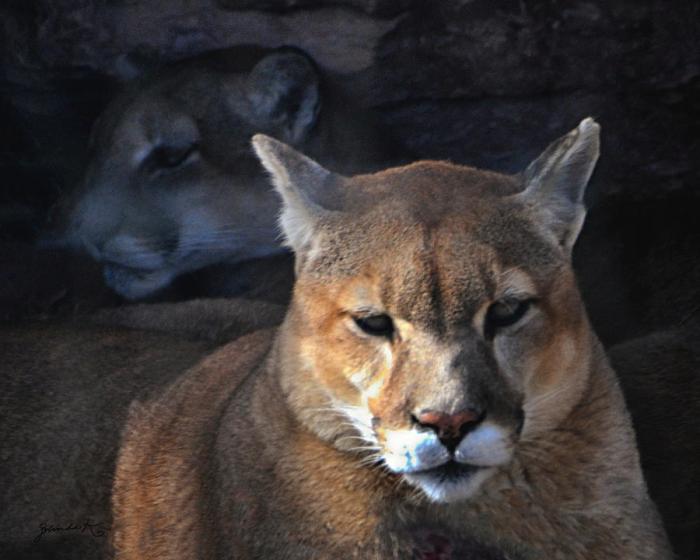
[517,118,600,252]
[252,134,342,271]
[247,49,321,144]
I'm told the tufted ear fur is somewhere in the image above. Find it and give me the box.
[246,49,321,144]
[252,134,340,269]
[518,117,600,252]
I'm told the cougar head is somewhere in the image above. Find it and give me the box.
[62,48,321,299]
[253,118,600,503]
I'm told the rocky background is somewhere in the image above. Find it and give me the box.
[1,0,699,341]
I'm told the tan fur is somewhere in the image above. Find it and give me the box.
[109,121,671,558]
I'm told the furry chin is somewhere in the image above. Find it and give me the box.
[103,264,175,300]
[405,465,496,503]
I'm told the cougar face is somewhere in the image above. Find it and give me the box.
[289,206,585,502]
[61,48,323,300]
[254,118,599,503]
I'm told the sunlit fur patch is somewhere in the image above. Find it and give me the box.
[454,421,514,467]
[347,350,392,401]
[333,401,377,445]
[381,429,450,473]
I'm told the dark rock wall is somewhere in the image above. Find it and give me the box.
[1,0,699,337]
[3,1,699,197]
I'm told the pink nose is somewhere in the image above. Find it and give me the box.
[416,409,483,447]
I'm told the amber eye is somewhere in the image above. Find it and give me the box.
[484,298,532,339]
[353,314,395,338]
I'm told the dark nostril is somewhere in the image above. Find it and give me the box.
[415,409,485,452]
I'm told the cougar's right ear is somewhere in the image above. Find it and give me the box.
[252,134,341,269]
[247,49,321,145]
[517,118,600,252]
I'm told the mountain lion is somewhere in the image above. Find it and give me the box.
[110,119,669,558]
[59,46,403,300]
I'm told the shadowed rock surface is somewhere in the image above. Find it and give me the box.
[3,1,698,201]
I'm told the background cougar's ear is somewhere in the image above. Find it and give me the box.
[252,134,340,270]
[246,49,321,144]
[518,117,600,251]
